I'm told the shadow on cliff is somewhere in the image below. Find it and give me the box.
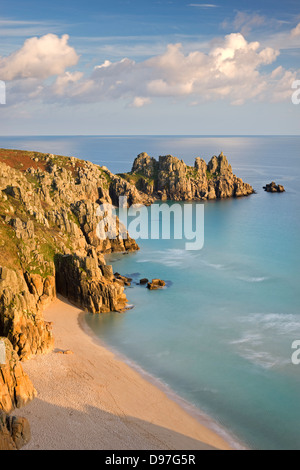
[19,398,220,451]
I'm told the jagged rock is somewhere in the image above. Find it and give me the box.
[0,337,36,413]
[263,182,285,193]
[114,272,132,286]
[55,254,128,313]
[0,411,31,450]
[147,279,166,290]
[132,152,159,179]
[140,278,149,285]
[0,267,55,361]
[126,152,254,201]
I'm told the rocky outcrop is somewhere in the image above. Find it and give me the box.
[55,253,128,313]
[0,337,34,450]
[0,267,54,361]
[122,152,254,201]
[0,149,143,362]
[147,279,166,290]
[0,412,31,450]
[0,337,36,413]
[263,182,285,193]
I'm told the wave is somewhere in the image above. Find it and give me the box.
[200,260,225,270]
[239,349,290,370]
[237,276,270,283]
[241,313,300,334]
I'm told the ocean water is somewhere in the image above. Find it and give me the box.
[1,135,300,450]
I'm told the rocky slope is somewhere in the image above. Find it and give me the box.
[0,149,143,360]
[0,148,147,448]
[119,152,254,201]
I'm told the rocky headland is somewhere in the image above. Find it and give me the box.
[0,147,253,449]
[119,152,254,201]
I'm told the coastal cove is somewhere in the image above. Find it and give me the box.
[0,135,300,451]
[15,296,232,451]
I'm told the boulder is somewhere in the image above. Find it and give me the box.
[0,337,36,413]
[0,411,31,450]
[147,279,166,290]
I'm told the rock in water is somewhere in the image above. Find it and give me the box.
[263,182,285,193]
[147,279,166,290]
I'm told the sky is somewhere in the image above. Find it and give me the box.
[0,0,299,135]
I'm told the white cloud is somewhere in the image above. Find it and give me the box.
[222,11,266,35]
[0,34,79,80]
[188,4,219,7]
[130,97,151,108]
[1,31,298,108]
[291,23,300,37]
[67,33,280,105]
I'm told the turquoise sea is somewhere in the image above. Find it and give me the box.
[1,135,300,450]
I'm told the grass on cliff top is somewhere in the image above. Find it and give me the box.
[0,220,21,271]
[118,172,155,185]
[0,148,85,177]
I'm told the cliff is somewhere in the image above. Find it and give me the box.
[0,338,35,450]
[119,152,254,201]
[0,148,147,448]
[0,149,142,361]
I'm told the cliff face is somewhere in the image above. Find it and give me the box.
[0,337,36,414]
[0,148,144,448]
[0,149,142,363]
[0,338,35,450]
[0,412,31,450]
[121,152,254,201]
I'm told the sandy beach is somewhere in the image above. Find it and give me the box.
[15,296,232,450]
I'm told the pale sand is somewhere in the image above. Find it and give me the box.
[16,296,233,450]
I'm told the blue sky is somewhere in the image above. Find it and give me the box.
[0,0,299,135]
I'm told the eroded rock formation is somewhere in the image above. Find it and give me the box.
[0,337,36,413]
[120,152,254,201]
[0,412,31,450]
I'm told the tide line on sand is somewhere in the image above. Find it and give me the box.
[15,296,235,451]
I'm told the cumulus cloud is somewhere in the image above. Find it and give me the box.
[1,31,298,107]
[291,23,300,37]
[51,33,282,106]
[0,34,79,80]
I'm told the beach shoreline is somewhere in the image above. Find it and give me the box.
[80,312,245,451]
[14,295,237,451]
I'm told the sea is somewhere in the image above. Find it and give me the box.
[1,135,300,450]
